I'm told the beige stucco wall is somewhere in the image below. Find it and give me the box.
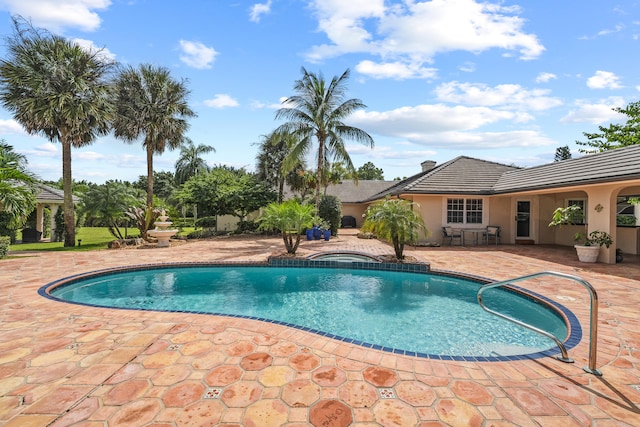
[340,203,367,228]
[487,196,511,243]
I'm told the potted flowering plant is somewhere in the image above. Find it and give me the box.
[548,205,612,263]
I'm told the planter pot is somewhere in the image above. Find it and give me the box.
[313,227,322,240]
[306,229,314,240]
[574,244,600,263]
[323,230,331,241]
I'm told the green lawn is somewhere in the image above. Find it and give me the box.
[9,227,195,252]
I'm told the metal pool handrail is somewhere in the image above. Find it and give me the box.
[477,271,602,376]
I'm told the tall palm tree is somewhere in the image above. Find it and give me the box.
[0,17,114,247]
[174,138,215,185]
[255,131,303,203]
[112,64,196,207]
[275,67,374,209]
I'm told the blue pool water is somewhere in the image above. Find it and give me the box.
[45,265,573,359]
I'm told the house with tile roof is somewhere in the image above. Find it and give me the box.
[26,184,79,242]
[358,144,640,264]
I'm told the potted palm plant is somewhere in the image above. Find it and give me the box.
[548,205,612,263]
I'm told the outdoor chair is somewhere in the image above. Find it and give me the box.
[442,226,462,246]
[485,226,501,245]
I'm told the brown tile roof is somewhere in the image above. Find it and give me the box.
[324,180,396,203]
[36,183,79,204]
[367,157,520,200]
[493,144,640,193]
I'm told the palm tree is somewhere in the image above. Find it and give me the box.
[0,142,37,233]
[258,200,315,254]
[0,18,114,246]
[361,198,429,260]
[80,181,139,239]
[275,67,374,209]
[175,138,215,185]
[255,131,303,203]
[112,64,196,207]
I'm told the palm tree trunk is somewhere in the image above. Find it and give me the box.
[146,144,154,207]
[61,140,76,247]
[315,138,324,212]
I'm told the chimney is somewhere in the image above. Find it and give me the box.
[421,160,436,172]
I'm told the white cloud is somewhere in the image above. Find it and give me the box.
[204,94,239,108]
[586,70,622,89]
[307,0,544,74]
[346,102,559,150]
[72,38,116,61]
[535,72,557,83]
[597,24,625,37]
[434,81,562,111]
[76,151,106,161]
[20,142,59,158]
[179,40,218,69]
[351,104,527,136]
[0,119,25,134]
[0,0,111,33]
[560,98,627,124]
[249,0,272,23]
[458,62,476,73]
[355,60,437,80]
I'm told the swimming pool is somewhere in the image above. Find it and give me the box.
[42,263,579,360]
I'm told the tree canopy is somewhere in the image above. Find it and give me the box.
[275,67,374,210]
[0,141,37,234]
[177,166,276,222]
[356,161,385,180]
[577,101,640,153]
[175,138,215,185]
[112,64,196,207]
[554,146,572,162]
[0,17,115,246]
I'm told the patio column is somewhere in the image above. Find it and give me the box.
[36,203,44,235]
[585,187,617,264]
[50,204,59,240]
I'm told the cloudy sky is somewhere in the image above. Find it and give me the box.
[0,0,637,183]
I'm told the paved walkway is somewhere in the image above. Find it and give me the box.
[1,232,639,426]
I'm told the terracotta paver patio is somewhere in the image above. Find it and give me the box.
[1,231,639,426]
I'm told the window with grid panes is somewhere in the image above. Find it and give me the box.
[466,199,483,224]
[567,199,586,224]
[447,198,464,223]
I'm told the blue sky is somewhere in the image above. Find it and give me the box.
[0,0,638,183]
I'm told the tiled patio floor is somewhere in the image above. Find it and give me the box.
[1,231,639,426]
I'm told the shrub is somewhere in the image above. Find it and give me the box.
[617,215,636,226]
[0,212,18,244]
[318,195,341,236]
[234,220,258,234]
[187,229,222,239]
[195,216,217,229]
[0,236,10,259]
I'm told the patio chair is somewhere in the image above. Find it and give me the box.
[442,227,462,246]
[485,226,501,245]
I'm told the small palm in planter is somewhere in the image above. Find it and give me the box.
[258,200,314,255]
[548,205,613,263]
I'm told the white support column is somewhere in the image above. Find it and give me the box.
[585,187,617,264]
[36,204,44,235]
[50,205,59,241]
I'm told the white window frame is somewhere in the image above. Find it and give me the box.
[446,197,484,225]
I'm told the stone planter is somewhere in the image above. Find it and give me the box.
[574,245,600,263]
